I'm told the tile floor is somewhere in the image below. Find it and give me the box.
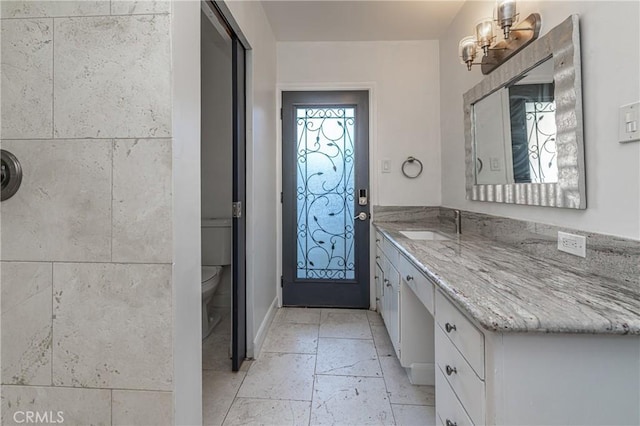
[203,308,436,426]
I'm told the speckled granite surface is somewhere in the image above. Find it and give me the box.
[374,220,640,335]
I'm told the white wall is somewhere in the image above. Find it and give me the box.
[440,0,640,240]
[225,0,279,357]
[172,1,202,424]
[277,41,442,207]
[201,11,232,220]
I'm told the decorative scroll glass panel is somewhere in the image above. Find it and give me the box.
[524,99,557,183]
[295,107,355,280]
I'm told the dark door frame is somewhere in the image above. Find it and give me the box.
[230,37,246,371]
[203,0,248,372]
[281,90,371,308]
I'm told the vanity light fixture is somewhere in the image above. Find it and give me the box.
[458,0,541,75]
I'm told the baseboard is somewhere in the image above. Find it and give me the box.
[251,296,278,359]
[407,362,435,386]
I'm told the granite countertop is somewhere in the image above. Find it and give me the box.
[374,220,640,335]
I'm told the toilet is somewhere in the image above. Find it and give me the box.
[202,218,232,339]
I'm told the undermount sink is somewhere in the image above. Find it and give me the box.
[399,230,451,241]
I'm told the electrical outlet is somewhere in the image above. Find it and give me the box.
[557,231,586,257]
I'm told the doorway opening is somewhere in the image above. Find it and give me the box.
[200,0,247,378]
[281,91,370,308]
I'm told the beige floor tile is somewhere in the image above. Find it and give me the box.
[392,404,437,426]
[320,308,368,320]
[237,353,315,401]
[210,308,232,337]
[319,311,372,339]
[372,325,396,358]
[222,398,311,426]
[310,375,394,425]
[262,323,319,354]
[203,333,232,371]
[203,370,246,426]
[367,310,385,325]
[275,307,322,324]
[380,356,435,405]
[316,338,381,377]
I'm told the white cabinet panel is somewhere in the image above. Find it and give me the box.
[398,253,435,315]
[436,368,475,426]
[384,262,400,358]
[435,291,485,379]
[435,324,485,425]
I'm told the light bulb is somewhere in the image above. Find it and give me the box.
[475,18,494,56]
[458,36,478,71]
[496,0,518,39]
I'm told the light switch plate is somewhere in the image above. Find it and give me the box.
[381,159,391,173]
[618,101,640,143]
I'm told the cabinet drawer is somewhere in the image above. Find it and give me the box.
[435,291,485,379]
[382,237,399,265]
[436,368,475,426]
[398,254,435,315]
[436,325,485,425]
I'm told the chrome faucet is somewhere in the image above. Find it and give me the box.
[454,210,462,234]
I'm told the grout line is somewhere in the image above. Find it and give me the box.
[110,389,113,426]
[0,260,172,265]
[50,262,54,386]
[110,140,114,262]
[370,311,398,425]
[0,137,171,141]
[0,383,172,393]
[0,12,170,21]
[51,17,55,139]
[308,322,321,426]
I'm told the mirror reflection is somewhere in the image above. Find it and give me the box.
[473,58,557,185]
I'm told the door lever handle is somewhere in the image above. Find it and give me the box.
[354,212,368,221]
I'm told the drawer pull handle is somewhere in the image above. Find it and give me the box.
[446,420,457,426]
[376,255,381,259]
[445,323,457,333]
[376,238,381,242]
[445,365,457,376]
[384,279,391,287]
[406,275,413,281]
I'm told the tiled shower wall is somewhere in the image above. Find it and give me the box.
[1,1,173,424]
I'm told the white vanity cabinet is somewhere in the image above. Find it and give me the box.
[434,288,640,426]
[375,232,436,385]
[435,290,485,426]
[376,231,400,357]
[375,228,640,426]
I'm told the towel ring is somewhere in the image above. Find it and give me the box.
[401,156,423,179]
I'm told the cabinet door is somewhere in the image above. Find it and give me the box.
[375,263,383,313]
[386,264,401,358]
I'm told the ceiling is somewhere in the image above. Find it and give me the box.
[261,0,466,42]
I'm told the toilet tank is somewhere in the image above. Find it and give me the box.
[202,218,232,266]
